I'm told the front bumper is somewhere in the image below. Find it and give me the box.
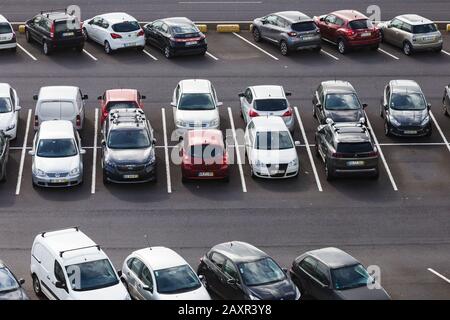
[252,164,298,179]
[32,173,83,187]
[389,123,431,137]
[103,163,156,183]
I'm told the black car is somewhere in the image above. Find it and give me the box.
[101,108,156,184]
[0,260,28,300]
[315,121,379,180]
[443,84,450,116]
[197,241,300,300]
[0,131,9,182]
[143,17,207,59]
[290,247,390,300]
[313,80,367,124]
[381,80,432,137]
[25,10,84,55]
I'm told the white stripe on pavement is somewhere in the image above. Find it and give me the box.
[83,49,98,61]
[17,43,37,61]
[161,108,172,194]
[227,107,247,193]
[441,50,450,56]
[430,111,450,153]
[427,268,450,283]
[378,48,399,60]
[205,51,219,60]
[143,49,158,61]
[91,108,98,194]
[232,32,279,61]
[15,109,32,195]
[320,49,339,61]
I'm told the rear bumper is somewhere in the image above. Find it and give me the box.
[49,37,85,49]
[288,38,321,50]
[330,157,379,176]
[347,37,381,48]
[411,41,443,51]
[182,167,229,180]
[172,44,207,56]
[110,38,146,50]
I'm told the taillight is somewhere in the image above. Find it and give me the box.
[282,107,293,117]
[34,115,39,127]
[287,31,297,37]
[76,115,81,127]
[137,29,145,37]
[50,23,55,38]
[345,29,356,37]
[332,152,345,158]
[110,33,122,39]
[248,109,259,117]
[368,151,378,157]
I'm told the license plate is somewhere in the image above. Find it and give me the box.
[347,161,365,167]
[63,32,74,37]
[302,36,314,41]
[0,37,7,41]
[123,174,139,179]
[50,179,68,183]
[361,32,371,37]
[124,42,136,47]
[198,172,213,177]
[186,41,197,46]
[270,170,284,175]
[424,36,434,41]
[404,130,417,135]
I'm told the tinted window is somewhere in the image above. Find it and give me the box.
[238,258,285,286]
[0,98,12,113]
[412,23,437,34]
[349,19,373,30]
[188,144,223,159]
[130,258,144,275]
[107,129,150,149]
[256,131,293,150]
[254,99,287,111]
[171,24,199,35]
[55,19,80,32]
[315,262,330,285]
[325,93,361,110]
[223,260,239,280]
[140,266,153,288]
[325,15,336,24]
[66,259,119,291]
[299,256,317,275]
[0,23,12,34]
[106,101,139,112]
[291,22,317,32]
[178,93,215,111]
[331,264,373,290]
[112,21,140,33]
[54,261,66,283]
[37,139,78,158]
[210,252,225,269]
[154,265,201,294]
[0,267,19,292]
[390,93,426,110]
[337,142,373,153]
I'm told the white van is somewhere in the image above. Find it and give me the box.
[33,86,88,130]
[0,15,16,52]
[30,227,130,300]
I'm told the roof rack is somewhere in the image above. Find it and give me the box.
[109,109,146,126]
[59,245,101,258]
[41,226,79,238]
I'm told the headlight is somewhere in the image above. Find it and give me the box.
[6,123,15,131]
[176,119,186,127]
[70,167,80,176]
[389,115,401,127]
[34,169,46,177]
[289,158,298,167]
[249,294,260,301]
[210,119,219,127]
[254,160,264,168]
[421,115,430,126]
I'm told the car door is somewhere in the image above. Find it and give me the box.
[311,261,333,299]
[387,19,404,47]
[313,85,325,123]
[38,17,51,43]
[10,88,20,126]
[125,257,145,299]
[53,261,70,300]
[381,85,390,118]
[28,15,42,41]
[98,18,111,45]
[260,15,278,42]
[86,17,101,42]
[205,252,227,298]
[221,259,246,300]
[33,244,58,299]
[146,21,163,48]
[295,256,317,294]
[240,88,252,124]
[136,264,155,300]
[321,15,337,40]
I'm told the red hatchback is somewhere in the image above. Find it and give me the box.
[314,10,381,54]
[180,129,229,182]
[98,89,146,124]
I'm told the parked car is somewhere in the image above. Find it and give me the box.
[198,241,300,300]
[101,108,156,184]
[378,14,443,55]
[25,10,84,55]
[239,85,294,132]
[252,11,321,56]
[180,129,229,182]
[30,227,130,300]
[290,247,391,300]
[315,120,379,180]
[83,12,145,54]
[33,86,87,131]
[0,15,17,52]
[380,80,432,137]
[98,89,146,125]
[314,10,381,54]
[0,131,10,182]
[29,120,86,187]
[313,80,366,124]
[245,116,299,179]
[144,17,207,59]
[443,84,450,116]
[0,260,28,300]
[0,83,21,140]
[122,247,211,300]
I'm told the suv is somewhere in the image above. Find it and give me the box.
[252,11,321,56]
[315,121,379,180]
[30,227,130,300]
[25,10,84,55]
[101,108,157,184]
[378,14,443,55]
[0,15,17,52]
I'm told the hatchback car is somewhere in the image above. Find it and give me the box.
[0,131,10,182]
[313,80,366,124]
[0,260,28,300]
[198,241,300,300]
[380,80,432,137]
[122,247,211,300]
[83,12,145,54]
[314,10,381,54]
[378,14,443,55]
[0,83,21,140]
[29,120,86,187]
[239,85,294,132]
[25,10,84,55]
[0,15,17,52]
[290,247,390,300]
[144,17,207,59]
[245,116,299,179]
[315,121,379,180]
[252,11,321,56]
[98,89,146,125]
[443,84,450,116]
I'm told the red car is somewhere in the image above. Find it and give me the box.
[98,89,146,124]
[314,10,381,54]
[180,129,229,182]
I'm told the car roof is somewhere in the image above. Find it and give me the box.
[134,247,188,271]
[161,17,194,26]
[211,241,268,264]
[306,247,360,269]
[275,11,312,23]
[321,80,356,94]
[0,83,11,97]
[179,79,211,94]
[0,15,10,23]
[389,80,422,94]
[99,12,137,23]
[397,14,433,25]
[38,86,78,101]
[330,123,371,142]
[40,12,74,21]
[39,120,75,139]
[333,10,367,21]
[105,89,138,102]
[251,116,289,131]
[186,129,224,147]
[251,85,285,99]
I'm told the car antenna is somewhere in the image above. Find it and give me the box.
[144,234,152,250]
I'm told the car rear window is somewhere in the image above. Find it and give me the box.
[55,19,80,32]
[254,99,287,111]
[171,24,199,35]
[39,101,76,118]
[349,19,373,30]
[112,21,141,33]
[291,22,317,32]
[106,101,139,112]
[188,144,223,159]
[337,142,373,153]
[412,23,437,34]
[0,23,12,34]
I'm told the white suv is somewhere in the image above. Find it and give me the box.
[0,15,16,52]
[0,83,21,140]
[30,227,130,300]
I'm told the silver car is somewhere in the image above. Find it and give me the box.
[252,11,321,56]
[378,14,443,55]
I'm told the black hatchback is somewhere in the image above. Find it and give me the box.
[143,17,207,59]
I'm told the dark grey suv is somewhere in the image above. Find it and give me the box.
[252,11,321,56]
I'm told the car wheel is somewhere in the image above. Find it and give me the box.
[313,46,322,52]
[280,40,289,56]
[198,272,208,289]
[82,28,88,41]
[25,29,31,43]
[325,161,334,181]
[379,30,384,43]
[223,176,230,183]
[371,168,380,180]
[104,41,112,54]
[200,50,207,56]
[315,142,321,158]
[32,275,44,298]
[164,46,173,59]
[384,120,391,136]
[425,125,432,137]
[102,171,109,184]
[337,38,347,54]
[434,46,442,53]
[253,27,261,42]
[403,41,412,56]
[43,41,51,55]
[250,167,256,178]
[444,103,449,116]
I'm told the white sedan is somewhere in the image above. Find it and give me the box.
[0,83,20,140]
[82,12,145,54]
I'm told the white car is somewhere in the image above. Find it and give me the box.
[0,15,16,51]
[172,79,222,137]
[83,12,145,54]
[245,116,300,179]
[0,83,21,140]
[30,227,130,300]
[121,247,211,300]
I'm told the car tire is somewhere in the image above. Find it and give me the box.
[137,46,145,52]
[82,28,89,41]
[371,168,380,180]
[32,274,44,298]
[181,176,188,183]
[164,46,173,59]
[10,46,17,52]
[315,143,321,158]
[325,161,334,181]
[104,41,112,54]
[380,105,384,118]
[250,167,256,178]
[200,49,207,56]
[280,40,289,56]
[43,41,51,55]
[0,167,6,182]
[253,27,262,42]
[384,120,391,136]
[25,29,31,43]
[403,41,413,56]
[379,30,384,43]
[337,38,347,54]
[425,125,432,137]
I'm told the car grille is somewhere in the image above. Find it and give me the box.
[46,172,69,178]
[398,125,423,131]
[117,164,145,172]
[188,122,208,128]
[265,164,288,171]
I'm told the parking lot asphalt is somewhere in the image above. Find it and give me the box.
[0,30,449,300]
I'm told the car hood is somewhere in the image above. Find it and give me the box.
[107,148,153,164]
[335,286,391,300]
[0,112,15,129]
[247,279,297,300]
[158,286,211,300]
[175,109,218,123]
[252,148,297,164]
[35,155,80,172]
[0,288,29,300]
[390,108,428,125]
[70,283,128,300]
[325,109,364,123]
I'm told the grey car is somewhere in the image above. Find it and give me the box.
[378,14,443,55]
[252,11,321,56]
[0,260,28,300]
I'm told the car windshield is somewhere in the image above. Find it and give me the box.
[154,265,201,294]
[37,139,78,158]
[55,19,80,32]
[390,93,426,110]
[0,267,19,292]
[413,23,437,34]
[0,23,12,34]
[106,101,139,112]
[188,144,223,159]
[349,19,373,30]
[238,258,286,287]
[331,264,374,290]
[291,22,317,32]
[171,24,199,35]
[325,93,361,110]
[337,142,373,153]
[256,131,293,150]
[178,93,215,111]
[112,21,141,33]
[66,259,119,292]
[108,129,150,149]
[0,97,12,113]
[254,99,287,111]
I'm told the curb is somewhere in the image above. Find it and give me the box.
[216,24,240,33]
[196,24,207,33]
[447,24,450,32]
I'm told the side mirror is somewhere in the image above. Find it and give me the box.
[217,102,223,107]
[227,278,237,285]
[325,118,334,125]
[28,150,35,156]
[18,278,25,285]
[285,92,292,97]
[33,95,38,101]
[427,103,431,110]
[101,140,106,146]
[170,102,177,107]
[141,95,147,100]
[15,106,22,111]
[294,141,301,147]
[198,274,205,281]
[315,103,322,109]
[55,281,66,289]
[80,149,87,155]
[320,17,325,22]
[83,95,89,100]
[143,285,153,292]
[152,138,156,145]
[383,103,389,110]
[238,92,245,98]
[97,96,102,101]
[117,270,122,277]
[359,117,366,124]
[362,103,368,109]
[261,19,268,25]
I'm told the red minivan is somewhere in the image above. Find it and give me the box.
[98,89,146,124]
[180,129,229,182]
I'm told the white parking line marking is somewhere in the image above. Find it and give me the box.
[143,49,158,61]
[179,1,262,3]
[232,32,279,61]
[227,107,247,193]
[83,49,98,61]
[320,49,339,61]
[365,112,398,191]
[17,43,37,61]
[430,111,450,153]
[161,108,172,194]
[91,108,98,194]
[15,109,32,195]
[294,107,323,192]
[379,142,448,147]
[428,268,450,283]
[378,48,399,60]
[205,51,219,60]
[441,50,450,56]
